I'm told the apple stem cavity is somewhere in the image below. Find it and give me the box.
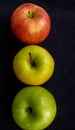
[26,11,35,18]
[29,52,36,67]
[26,107,32,113]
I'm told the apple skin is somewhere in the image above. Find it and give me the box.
[13,45,55,85]
[10,3,51,45]
[12,86,57,130]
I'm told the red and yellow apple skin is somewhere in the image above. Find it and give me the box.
[13,45,55,85]
[10,3,51,45]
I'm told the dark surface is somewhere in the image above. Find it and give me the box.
[0,0,75,130]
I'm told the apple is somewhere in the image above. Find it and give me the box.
[12,86,57,130]
[10,3,51,45]
[13,45,55,85]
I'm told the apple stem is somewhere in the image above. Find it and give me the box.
[27,11,34,18]
[29,52,35,66]
[26,107,32,113]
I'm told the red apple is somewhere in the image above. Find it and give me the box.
[10,3,51,44]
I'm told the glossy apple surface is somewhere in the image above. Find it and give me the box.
[13,45,55,85]
[12,86,57,130]
[10,3,51,44]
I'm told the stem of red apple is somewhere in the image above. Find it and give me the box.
[27,11,35,18]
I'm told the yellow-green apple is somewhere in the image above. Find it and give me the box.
[13,45,55,85]
[12,86,57,130]
[10,3,51,45]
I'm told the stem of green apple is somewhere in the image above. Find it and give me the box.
[29,52,35,66]
[26,107,32,113]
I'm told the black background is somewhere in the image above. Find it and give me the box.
[0,0,75,130]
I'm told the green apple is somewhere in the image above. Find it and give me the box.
[13,45,55,85]
[12,86,57,130]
